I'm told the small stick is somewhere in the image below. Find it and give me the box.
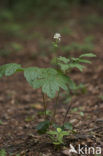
[62,102,72,125]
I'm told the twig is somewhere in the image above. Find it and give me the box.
[62,102,72,125]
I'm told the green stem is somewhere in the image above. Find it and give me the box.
[42,92,47,120]
[52,91,60,122]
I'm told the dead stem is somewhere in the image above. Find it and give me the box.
[62,102,72,125]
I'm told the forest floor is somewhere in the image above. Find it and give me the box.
[0,6,103,156]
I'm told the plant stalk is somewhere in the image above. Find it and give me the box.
[42,92,47,119]
[52,91,60,122]
[62,102,72,125]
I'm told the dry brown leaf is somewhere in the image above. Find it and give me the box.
[30,103,43,109]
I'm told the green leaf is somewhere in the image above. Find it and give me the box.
[68,63,85,71]
[72,57,91,64]
[63,122,73,130]
[71,57,79,61]
[36,120,50,134]
[57,56,70,64]
[38,110,52,116]
[24,67,43,88]
[61,131,69,135]
[57,128,62,133]
[0,149,6,156]
[56,56,70,72]
[24,67,69,98]
[0,63,23,78]
[58,63,69,72]
[53,141,62,145]
[78,59,91,64]
[68,78,76,90]
[57,55,93,72]
[79,53,96,58]
[47,131,57,135]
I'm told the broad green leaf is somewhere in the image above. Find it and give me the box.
[68,78,76,90]
[57,56,70,72]
[78,59,91,64]
[56,54,94,73]
[24,67,69,98]
[71,57,79,61]
[58,63,69,72]
[36,120,50,134]
[72,58,91,64]
[57,56,70,64]
[0,63,22,78]
[24,67,44,88]
[42,71,69,98]
[68,63,85,71]
[79,53,96,58]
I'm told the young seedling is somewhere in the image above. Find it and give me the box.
[47,128,69,145]
[0,33,96,145]
[0,149,6,156]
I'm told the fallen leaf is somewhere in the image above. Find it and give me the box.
[30,103,43,109]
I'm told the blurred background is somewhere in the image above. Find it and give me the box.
[0,0,103,105]
[0,0,103,65]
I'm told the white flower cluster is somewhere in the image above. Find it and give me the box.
[53,33,61,41]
